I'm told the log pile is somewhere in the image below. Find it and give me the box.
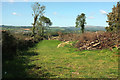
[57,41,72,48]
[75,32,120,50]
[50,36,59,40]
[58,31,120,50]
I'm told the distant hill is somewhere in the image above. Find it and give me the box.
[1,25,106,32]
[1,25,32,28]
[85,25,105,31]
[50,25,106,32]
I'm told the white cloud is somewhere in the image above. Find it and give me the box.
[88,16,95,19]
[53,12,57,15]
[12,12,21,16]
[12,12,17,15]
[100,10,107,15]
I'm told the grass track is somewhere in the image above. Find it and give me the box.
[3,40,118,78]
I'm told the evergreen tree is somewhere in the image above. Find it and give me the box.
[106,2,120,31]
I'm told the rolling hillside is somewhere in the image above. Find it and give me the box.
[1,25,106,33]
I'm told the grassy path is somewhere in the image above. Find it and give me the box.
[3,40,118,78]
[26,40,118,78]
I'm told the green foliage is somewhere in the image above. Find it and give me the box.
[31,2,45,38]
[2,31,17,60]
[106,2,120,32]
[2,30,36,60]
[31,2,52,41]
[37,16,52,37]
[75,13,86,33]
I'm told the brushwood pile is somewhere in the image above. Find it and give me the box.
[58,31,120,50]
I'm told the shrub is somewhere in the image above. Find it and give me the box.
[2,31,17,60]
[2,30,35,60]
[58,33,81,41]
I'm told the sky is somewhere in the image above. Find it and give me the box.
[2,2,117,27]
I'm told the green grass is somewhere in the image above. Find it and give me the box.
[3,40,118,78]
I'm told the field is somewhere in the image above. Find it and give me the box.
[3,40,118,78]
[1,25,105,33]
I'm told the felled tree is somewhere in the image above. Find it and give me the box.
[75,13,86,33]
[106,2,120,31]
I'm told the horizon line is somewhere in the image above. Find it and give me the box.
[1,24,106,27]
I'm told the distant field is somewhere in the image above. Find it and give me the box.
[1,25,106,34]
[3,40,118,78]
